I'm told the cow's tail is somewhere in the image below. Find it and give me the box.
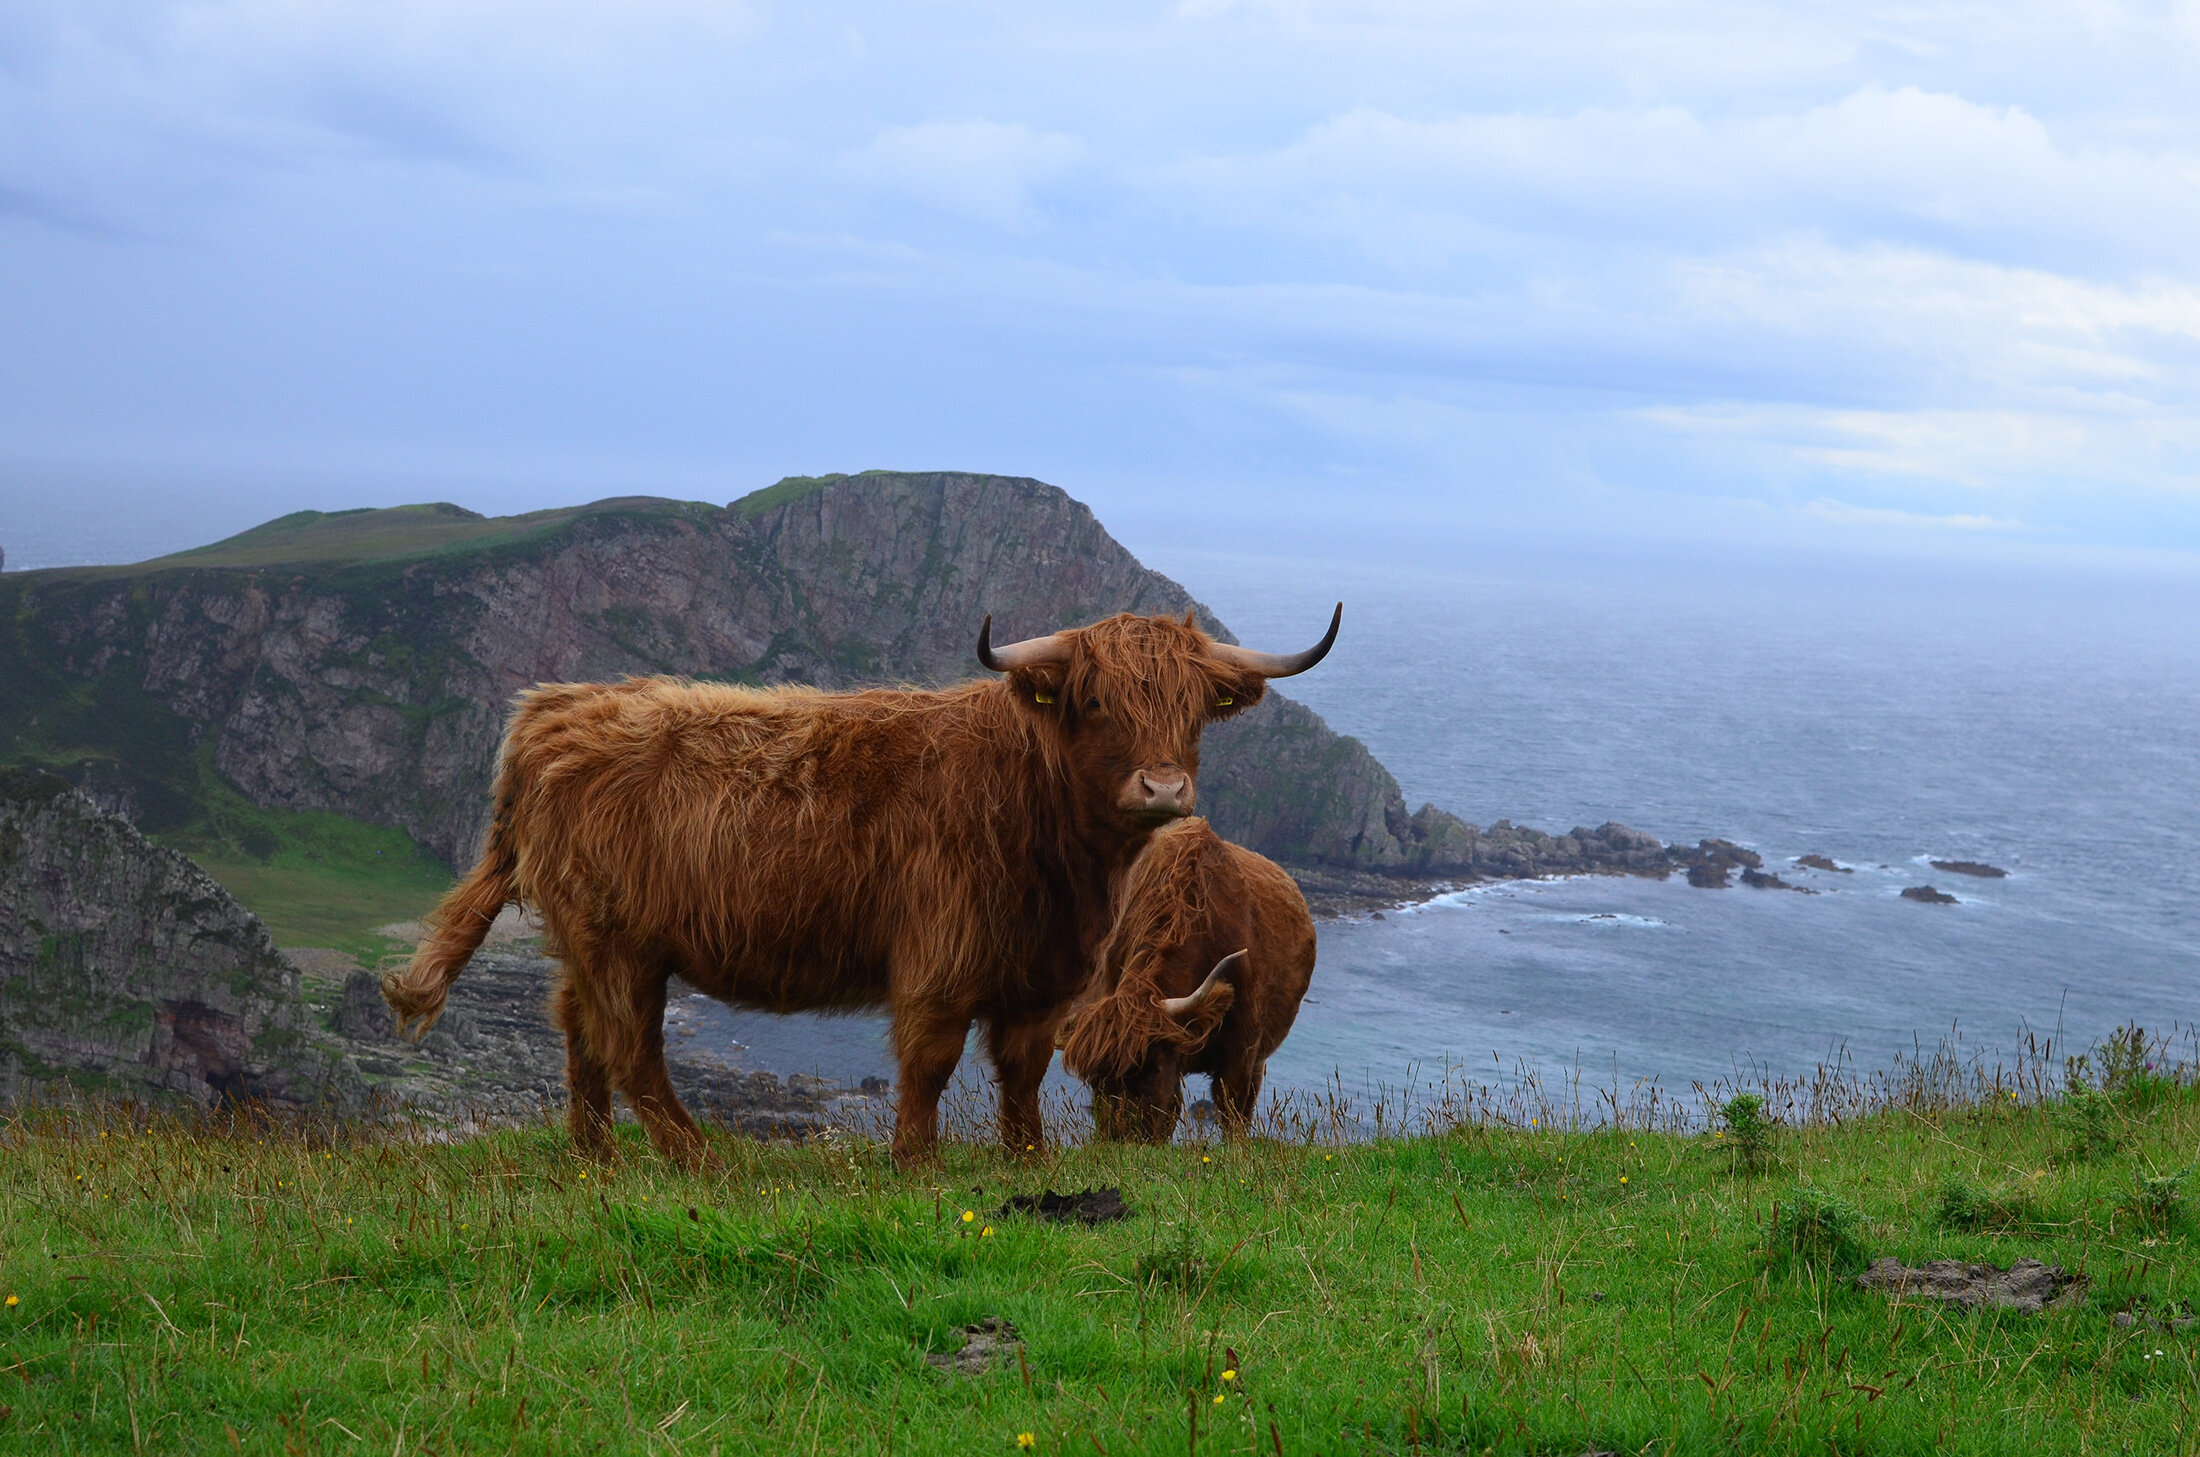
[382,818,518,1039]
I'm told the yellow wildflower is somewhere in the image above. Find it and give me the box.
[1221,1369,1237,1382]
[5,1295,17,1308]
[1213,1393,1227,1405]
[981,1226,994,1238]
[1017,1435,1035,1450]
[963,1209,975,1223]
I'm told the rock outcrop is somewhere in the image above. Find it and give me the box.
[1930,860,2007,879]
[0,472,1700,887]
[0,767,360,1110]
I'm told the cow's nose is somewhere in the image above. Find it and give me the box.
[1139,772,1191,814]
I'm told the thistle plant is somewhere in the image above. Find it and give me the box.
[1718,1092,1774,1175]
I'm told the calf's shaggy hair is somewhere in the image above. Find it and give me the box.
[1059,817,1316,1142]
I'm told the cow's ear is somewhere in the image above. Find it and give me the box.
[1206,672,1266,722]
[1008,664,1067,712]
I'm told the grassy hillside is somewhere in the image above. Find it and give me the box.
[1,1057,2193,1454]
[157,788,455,961]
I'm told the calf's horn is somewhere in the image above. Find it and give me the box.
[977,614,1073,672]
[1160,949,1247,1019]
[1210,603,1342,678]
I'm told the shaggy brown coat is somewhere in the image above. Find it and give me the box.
[382,613,1281,1166]
[1058,817,1316,1142]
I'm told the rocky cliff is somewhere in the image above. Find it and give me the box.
[0,470,1686,885]
[0,767,357,1109]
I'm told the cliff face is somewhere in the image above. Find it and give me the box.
[0,474,1411,871]
[0,767,359,1109]
[0,471,1680,882]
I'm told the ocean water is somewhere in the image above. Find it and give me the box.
[673,544,2200,1120]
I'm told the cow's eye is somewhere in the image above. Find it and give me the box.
[1085,697,1102,712]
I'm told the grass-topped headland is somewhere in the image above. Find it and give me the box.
[2,1030,2194,1454]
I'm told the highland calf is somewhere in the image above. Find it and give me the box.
[1059,817,1316,1142]
[382,608,1338,1167]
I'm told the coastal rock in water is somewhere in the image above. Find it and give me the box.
[1795,854,1852,874]
[0,768,362,1111]
[1931,859,2007,879]
[1740,868,1809,892]
[1854,1257,2083,1312]
[1676,838,1762,889]
[1901,885,1958,904]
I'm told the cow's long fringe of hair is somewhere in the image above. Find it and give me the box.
[1060,823,1235,1083]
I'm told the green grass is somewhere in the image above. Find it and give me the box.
[2,1079,2195,1455]
[141,757,455,961]
[138,498,724,573]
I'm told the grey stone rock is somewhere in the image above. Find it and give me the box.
[0,768,364,1111]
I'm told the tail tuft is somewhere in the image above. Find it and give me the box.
[382,838,515,1039]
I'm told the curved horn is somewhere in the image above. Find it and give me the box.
[1160,949,1247,1019]
[1210,603,1342,678]
[976,614,1073,673]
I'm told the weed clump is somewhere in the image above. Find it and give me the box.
[1133,1226,1206,1290]
[1717,1092,1774,1175]
[1770,1183,1866,1268]
[2057,1086,2120,1161]
[2124,1168,2188,1232]
[1933,1172,2045,1233]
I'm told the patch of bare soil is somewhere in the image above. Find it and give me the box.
[1854,1257,2085,1312]
[371,906,541,947]
[999,1187,1132,1225]
[282,947,362,980]
[925,1317,1022,1376]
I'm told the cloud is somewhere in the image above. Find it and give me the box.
[845,120,1084,227]
[6,0,2200,555]
[1163,86,2200,275]
[1800,499,2030,532]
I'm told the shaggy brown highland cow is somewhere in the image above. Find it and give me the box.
[1059,817,1316,1142]
[382,608,1339,1167]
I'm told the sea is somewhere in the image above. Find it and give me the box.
[669,541,2200,1125]
[9,498,2198,1125]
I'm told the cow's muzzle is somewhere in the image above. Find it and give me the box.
[1125,769,1194,819]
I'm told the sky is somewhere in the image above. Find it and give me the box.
[4,0,2200,569]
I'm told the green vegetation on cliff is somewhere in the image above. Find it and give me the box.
[1,1045,2194,1455]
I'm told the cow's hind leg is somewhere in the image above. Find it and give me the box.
[985,1013,1058,1159]
[553,977,615,1158]
[596,951,717,1172]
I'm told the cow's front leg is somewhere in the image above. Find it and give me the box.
[891,1010,967,1168]
[1212,1052,1268,1139]
[986,1013,1059,1159]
